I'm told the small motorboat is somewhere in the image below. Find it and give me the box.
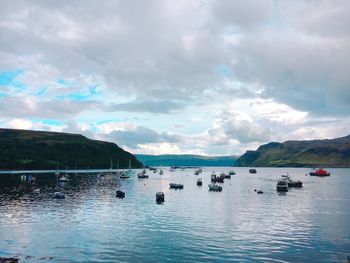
[119,171,130,179]
[156,192,165,204]
[53,192,65,199]
[116,190,125,199]
[249,169,257,174]
[309,168,330,176]
[169,183,184,189]
[222,173,231,179]
[159,170,164,175]
[281,174,302,187]
[216,174,225,183]
[197,178,203,186]
[228,170,236,175]
[194,168,202,175]
[137,172,149,179]
[276,180,288,192]
[58,175,70,182]
[208,184,222,192]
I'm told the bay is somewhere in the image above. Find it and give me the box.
[0,167,349,262]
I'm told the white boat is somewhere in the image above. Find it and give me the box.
[208,184,222,192]
[119,171,130,179]
[58,175,70,182]
[228,170,236,175]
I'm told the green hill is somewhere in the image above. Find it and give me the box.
[235,135,350,167]
[0,128,142,170]
[135,154,237,167]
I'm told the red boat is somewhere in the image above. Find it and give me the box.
[309,168,330,176]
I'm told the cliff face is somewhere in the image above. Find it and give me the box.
[0,128,142,170]
[235,135,350,167]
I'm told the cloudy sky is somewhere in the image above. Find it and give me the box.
[1,0,349,155]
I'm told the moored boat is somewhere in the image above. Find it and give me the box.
[137,172,149,178]
[309,168,330,177]
[208,184,222,192]
[276,180,288,192]
[249,169,257,174]
[228,170,236,175]
[156,192,165,203]
[169,183,184,189]
[281,174,302,188]
[197,178,202,186]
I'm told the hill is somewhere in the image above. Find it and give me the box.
[235,135,350,167]
[135,154,237,167]
[0,128,142,170]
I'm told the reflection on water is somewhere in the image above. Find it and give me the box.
[0,168,349,262]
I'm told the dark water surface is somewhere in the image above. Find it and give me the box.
[0,168,349,262]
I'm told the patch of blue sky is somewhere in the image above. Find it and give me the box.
[32,119,63,126]
[216,65,232,77]
[56,79,69,85]
[55,92,92,101]
[0,69,27,91]
[88,85,99,95]
[33,87,46,96]
[0,69,24,86]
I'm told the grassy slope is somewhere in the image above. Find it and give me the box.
[0,128,142,170]
[235,135,350,167]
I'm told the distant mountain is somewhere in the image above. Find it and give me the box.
[235,135,350,167]
[135,154,237,167]
[0,128,142,170]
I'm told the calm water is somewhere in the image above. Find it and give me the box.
[0,168,349,262]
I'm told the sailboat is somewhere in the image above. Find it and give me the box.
[120,160,132,179]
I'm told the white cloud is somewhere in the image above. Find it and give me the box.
[3,118,32,130]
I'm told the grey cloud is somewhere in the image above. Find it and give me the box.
[1,0,349,117]
[107,99,186,114]
[0,96,98,119]
[102,125,183,148]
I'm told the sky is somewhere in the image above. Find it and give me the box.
[0,0,350,156]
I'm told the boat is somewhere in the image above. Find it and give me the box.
[119,171,130,179]
[197,178,203,186]
[194,168,202,175]
[249,169,257,174]
[276,180,288,192]
[58,175,70,182]
[169,183,184,189]
[53,192,65,199]
[137,172,149,179]
[211,173,217,182]
[116,190,125,199]
[221,172,231,179]
[281,174,303,188]
[309,168,330,177]
[228,170,236,175]
[156,192,165,203]
[159,169,163,175]
[208,184,222,192]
